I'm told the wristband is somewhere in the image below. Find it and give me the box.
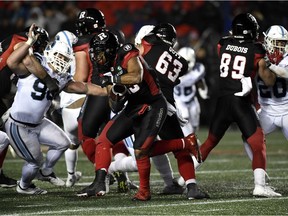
[25,38,35,47]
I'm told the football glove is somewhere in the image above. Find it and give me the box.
[234,77,252,97]
[41,75,59,97]
[109,84,128,113]
[99,76,113,87]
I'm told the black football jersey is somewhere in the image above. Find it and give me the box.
[141,34,188,103]
[114,43,162,105]
[218,37,265,96]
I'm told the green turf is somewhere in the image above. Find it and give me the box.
[0,127,287,215]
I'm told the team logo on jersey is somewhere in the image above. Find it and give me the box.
[123,44,132,51]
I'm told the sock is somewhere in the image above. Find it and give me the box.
[200,132,219,161]
[247,127,266,170]
[81,138,96,164]
[150,138,184,157]
[65,148,78,174]
[136,156,151,191]
[152,154,174,186]
[254,168,265,186]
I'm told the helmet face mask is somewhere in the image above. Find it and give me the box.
[178,47,196,70]
[44,40,73,74]
[152,23,177,47]
[263,25,288,64]
[89,31,119,73]
[232,13,259,40]
[75,8,106,36]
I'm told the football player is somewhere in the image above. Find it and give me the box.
[73,8,137,194]
[135,23,209,199]
[5,24,107,195]
[198,13,281,197]
[243,25,288,196]
[0,25,51,188]
[76,30,203,201]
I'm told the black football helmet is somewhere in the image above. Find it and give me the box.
[152,23,177,47]
[33,27,49,54]
[24,26,49,54]
[89,31,120,73]
[75,8,106,37]
[232,13,259,40]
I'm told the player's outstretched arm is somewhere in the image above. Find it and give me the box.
[64,81,108,96]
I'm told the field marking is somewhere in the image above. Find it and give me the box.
[6,196,282,215]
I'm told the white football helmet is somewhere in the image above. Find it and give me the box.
[263,25,288,64]
[134,25,155,46]
[55,30,78,48]
[178,47,196,70]
[44,40,73,74]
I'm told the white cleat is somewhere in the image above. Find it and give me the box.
[66,171,82,187]
[38,171,65,186]
[253,185,282,197]
[17,183,47,195]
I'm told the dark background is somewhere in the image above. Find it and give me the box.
[1,1,287,126]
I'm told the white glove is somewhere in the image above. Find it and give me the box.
[25,23,39,46]
[234,77,252,97]
[176,106,188,127]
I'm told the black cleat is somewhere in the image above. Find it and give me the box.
[186,183,210,200]
[113,171,129,193]
[0,171,17,188]
[77,170,107,197]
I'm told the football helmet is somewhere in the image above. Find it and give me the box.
[89,31,119,73]
[75,8,106,36]
[134,25,155,46]
[55,30,78,48]
[44,40,73,74]
[32,27,49,54]
[263,25,288,64]
[152,23,177,47]
[232,13,259,40]
[178,47,196,71]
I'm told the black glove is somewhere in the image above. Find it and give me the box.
[41,75,59,97]
[99,76,113,88]
[109,84,128,113]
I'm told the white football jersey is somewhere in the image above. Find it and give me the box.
[10,55,72,124]
[257,53,288,116]
[174,62,205,103]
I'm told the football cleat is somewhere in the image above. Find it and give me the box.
[253,185,282,197]
[127,180,139,190]
[113,171,129,193]
[37,170,65,186]
[132,189,151,201]
[184,133,202,163]
[0,171,17,188]
[66,171,82,187]
[76,181,106,197]
[161,179,184,195]
[186,183,210,200]
[16,183,47,195]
